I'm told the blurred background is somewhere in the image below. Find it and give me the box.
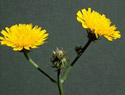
[0,0,125,95]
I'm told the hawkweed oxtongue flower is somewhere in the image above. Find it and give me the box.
[0,23,57,83]
[51,48,69,70]
[0,24,49,51]
[77,8,121,41]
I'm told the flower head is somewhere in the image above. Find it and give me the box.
[0,24,49,51]
[51,48,69,70]
[77,8,121,41]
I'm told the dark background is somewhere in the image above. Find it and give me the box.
[0,0,125,95]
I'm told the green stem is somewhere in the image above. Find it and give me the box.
[61,66,72,83]
[61,39,92,83]
[71,39,92,66]
[23,52,38,69]
[57,69,63,95]
[23,52,57,84]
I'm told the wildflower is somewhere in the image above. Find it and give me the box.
[77,8,121,41]
[0,24,48,51]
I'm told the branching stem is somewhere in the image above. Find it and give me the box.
[62,39,92,83]
[57,69,63,95]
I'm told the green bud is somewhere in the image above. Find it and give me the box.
[75,45,82,54]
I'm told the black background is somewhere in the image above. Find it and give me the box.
[0,0,125,95]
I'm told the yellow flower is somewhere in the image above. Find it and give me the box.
[77,8,121,41]
[0,24,49,51]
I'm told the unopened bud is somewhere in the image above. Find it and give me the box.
[50,48,69,70]
[75,45,82,54]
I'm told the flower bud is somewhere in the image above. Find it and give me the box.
[75,45,82,54]
[50,48,69,70]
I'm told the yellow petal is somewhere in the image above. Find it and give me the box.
[13,47,23,51]
[0,24,49,51]
[76,8,121,41]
